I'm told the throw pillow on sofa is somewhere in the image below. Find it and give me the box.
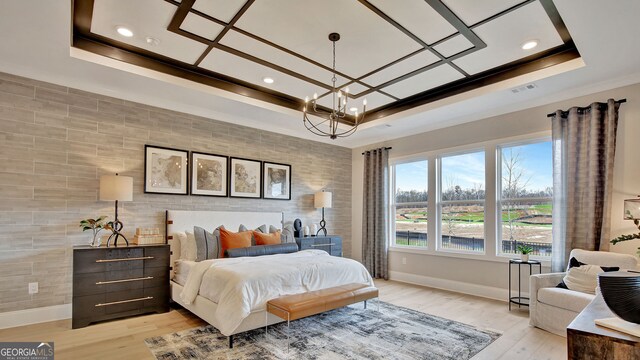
[557,257,619,294]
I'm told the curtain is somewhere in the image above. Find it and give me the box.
[362,147,390,279]
[551,99,621,272]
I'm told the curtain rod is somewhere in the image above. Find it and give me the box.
[546,98,626,118]
[362,147,392,155]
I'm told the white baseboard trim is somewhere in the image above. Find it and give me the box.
[388,271,528,302]
[0,304,71,330]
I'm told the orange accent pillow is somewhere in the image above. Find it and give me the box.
[219,228,252,257]
[253,231,281,246]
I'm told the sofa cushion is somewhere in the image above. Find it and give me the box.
[537,287,595,313]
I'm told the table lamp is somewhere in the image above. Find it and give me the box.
[100,173,133,247]
[314,190,332,236]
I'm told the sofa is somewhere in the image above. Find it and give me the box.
[529,249,638,336]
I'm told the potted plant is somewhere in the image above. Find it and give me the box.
[79,216,109,247]
[516,244,534,262]
[611,216,640,256]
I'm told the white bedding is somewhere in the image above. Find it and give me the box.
[180,250,374,335]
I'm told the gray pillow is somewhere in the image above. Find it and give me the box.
[193,225,223,261]
[239,224,267,233]
[239,224,267,246]
[280,223,296,243]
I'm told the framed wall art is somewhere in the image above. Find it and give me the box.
[229,157,262,198]
[263,162,291,200]
[190,151,228,197]
[144,145,188,195]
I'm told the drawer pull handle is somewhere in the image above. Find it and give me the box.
[95,256,154,263]
[95,296,153,307]
[96,276,154,285]
[311,243,336,247]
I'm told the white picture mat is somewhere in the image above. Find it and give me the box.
[145,147,188,194]
[230,158,261,197]
[263,162,290,199]
[191,153,227,196]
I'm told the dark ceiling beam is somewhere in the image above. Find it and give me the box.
[364,44,580,121]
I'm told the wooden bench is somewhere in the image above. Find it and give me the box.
[265,283,379,348]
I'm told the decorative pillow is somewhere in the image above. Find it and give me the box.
[557,257,620,294]
[193,226,223,261]
[239,224,267,233]
[254,230,281,245]
[239,224,267,245]
[174,232,187,259]
[219,228,252,257]
[281,223,295,243]
[176,232,197,261]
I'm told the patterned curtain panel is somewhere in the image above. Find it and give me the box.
[362,147,390,279]
[551,99,621,272]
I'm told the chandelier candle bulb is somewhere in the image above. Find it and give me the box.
[313,93,318,99]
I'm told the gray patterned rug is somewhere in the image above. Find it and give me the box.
[145,300,501,359]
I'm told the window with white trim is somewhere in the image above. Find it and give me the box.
[438,150,486,253]
[497,140,553,257]
[391,160,428,247]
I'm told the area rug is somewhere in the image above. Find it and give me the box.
[145,300,501,359]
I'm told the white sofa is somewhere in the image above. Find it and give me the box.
[529,249,638,336]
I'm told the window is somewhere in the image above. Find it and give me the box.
[392,160,428,247]
[438,151,485,253]
[498,140,553,257]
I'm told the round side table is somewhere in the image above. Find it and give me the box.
[509,259,542,310]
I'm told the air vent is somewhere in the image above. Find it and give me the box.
[511,83,537,94]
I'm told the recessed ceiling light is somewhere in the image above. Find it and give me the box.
[145,36,160,46]
[262,77,274,84]
[521,40,538,50]
[116,26,134,37]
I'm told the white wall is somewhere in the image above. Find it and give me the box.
[352,82,640,298]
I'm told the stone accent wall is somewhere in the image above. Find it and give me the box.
[0,71,352,314]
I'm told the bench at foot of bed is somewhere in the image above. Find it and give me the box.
[263,283,379,349]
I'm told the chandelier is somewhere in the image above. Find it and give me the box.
[303,33,366,139]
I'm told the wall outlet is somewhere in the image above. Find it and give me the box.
[402,257,407,265]
[28,282,38,295]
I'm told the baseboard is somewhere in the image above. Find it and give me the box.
[388,271,527,302]
[0,304,71,330]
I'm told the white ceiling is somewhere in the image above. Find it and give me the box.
[88,0,568,110]
[0,0,639,149]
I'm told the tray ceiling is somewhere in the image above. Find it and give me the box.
[73,0,579,124]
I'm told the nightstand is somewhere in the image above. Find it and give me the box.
[295,236,342,257]
[72,244,170,328]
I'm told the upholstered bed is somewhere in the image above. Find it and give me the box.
[165,210,373,344]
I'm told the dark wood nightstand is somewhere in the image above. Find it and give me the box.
[295,236,342,257]
[72,244,170,329]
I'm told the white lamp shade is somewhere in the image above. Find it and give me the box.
[314,191,332,208]
[100,175,133,201]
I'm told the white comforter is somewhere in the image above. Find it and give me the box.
[180,250,374,335]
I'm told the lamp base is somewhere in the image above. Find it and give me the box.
[316,208,328,236]
[107,219,129,247]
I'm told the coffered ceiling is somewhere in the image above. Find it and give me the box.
[73,0,578,124]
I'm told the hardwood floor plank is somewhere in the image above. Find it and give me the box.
[0,280,565,359]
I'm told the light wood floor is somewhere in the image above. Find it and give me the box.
[0,280,566,359]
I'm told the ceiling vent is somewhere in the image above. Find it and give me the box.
[511,83,537,94]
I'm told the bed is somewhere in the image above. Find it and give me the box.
[165,210,374,345]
